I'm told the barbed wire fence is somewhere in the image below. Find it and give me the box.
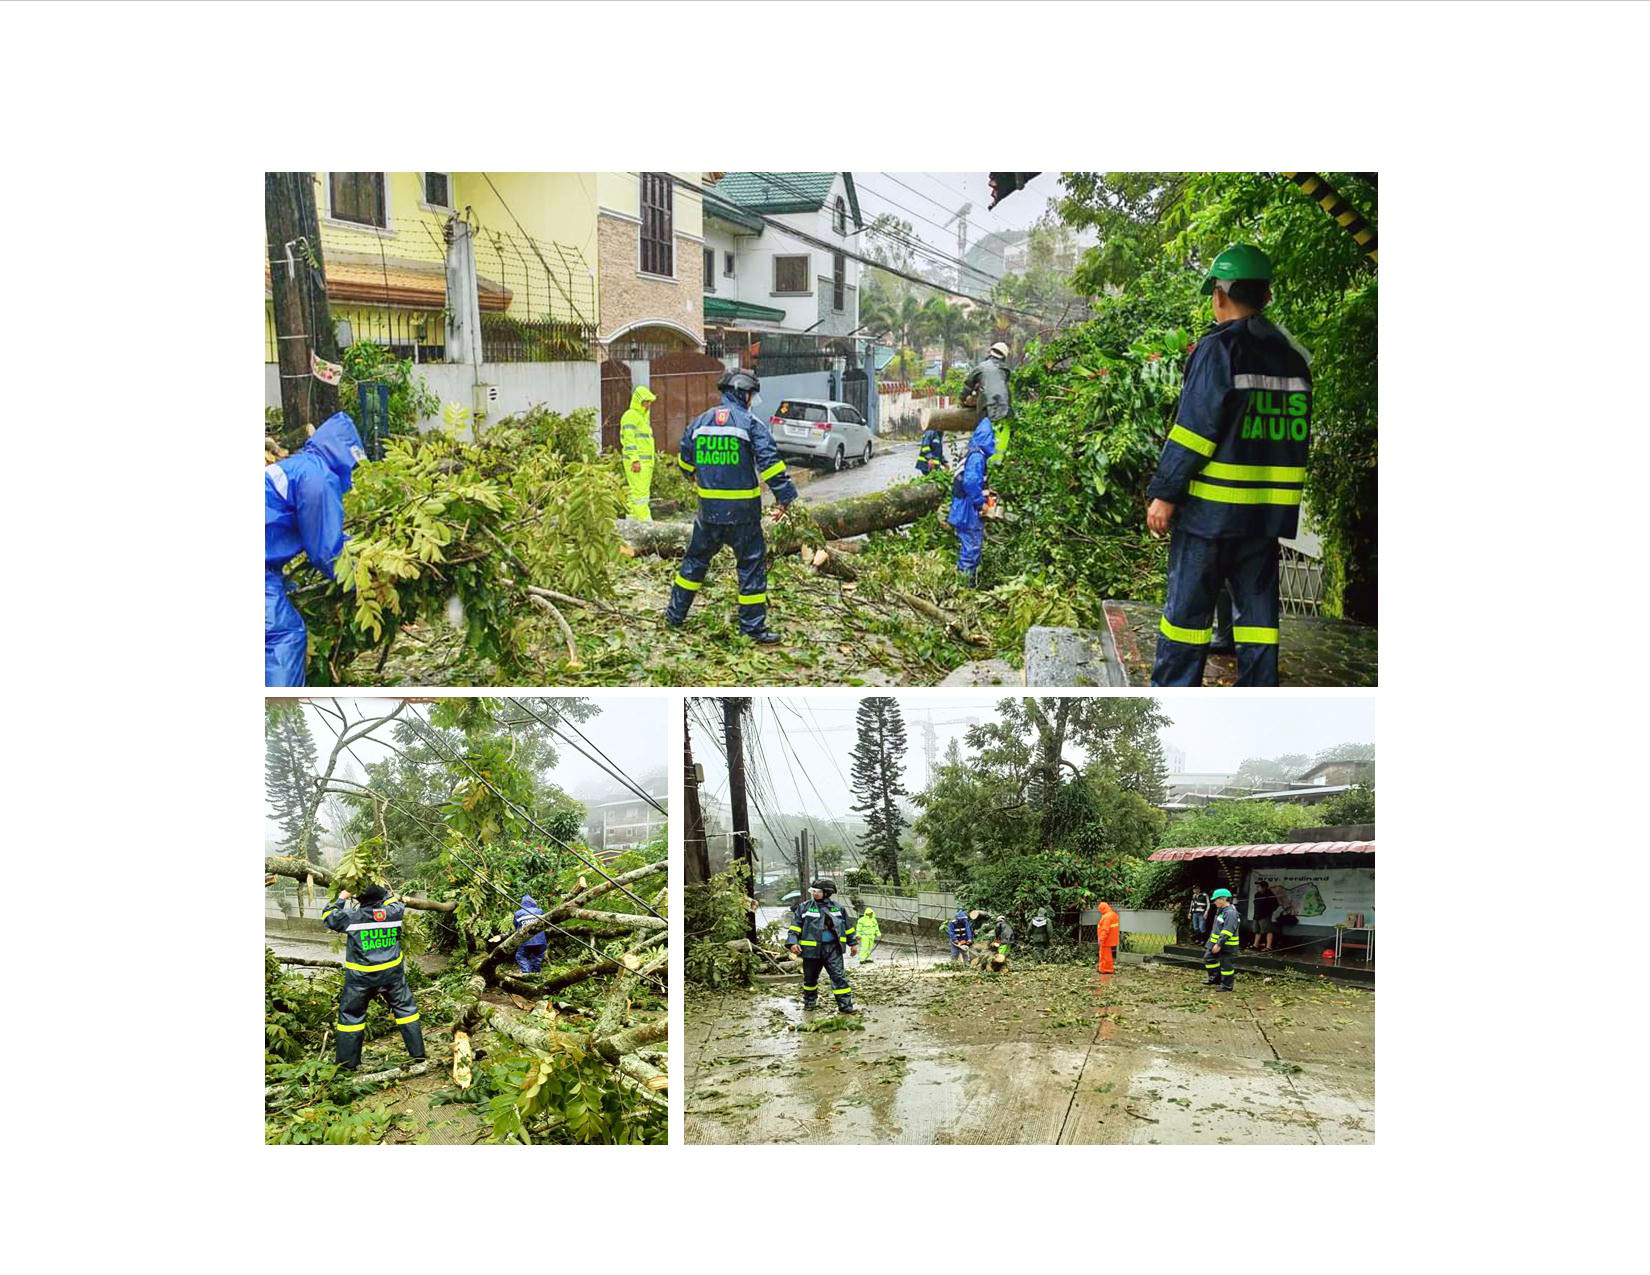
[264,213,596,365]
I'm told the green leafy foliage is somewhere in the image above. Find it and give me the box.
[339,340,440,439]
[476,1044,665,1145]
[289,405,620,681]
[684,864,757,987]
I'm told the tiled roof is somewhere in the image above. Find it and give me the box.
[1148,841,1375,862]
[708,172,861,227]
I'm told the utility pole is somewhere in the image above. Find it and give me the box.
[722,697,757,944]
[265,173,342,430]
[683,701,709,886]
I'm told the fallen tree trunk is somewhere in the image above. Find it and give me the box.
[264,856,456,913]
[613,482,944,559]
[482,859,667,972]
[264,1059,430,1103]
[276,955,342,969]
[801,545,991,648]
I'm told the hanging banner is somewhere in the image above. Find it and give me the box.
[1245,866,1374,928]
[310,351,343,385]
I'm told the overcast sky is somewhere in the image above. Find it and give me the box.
[265,696,669,835]
[689,694,1374,818]
[851,171,1066,293]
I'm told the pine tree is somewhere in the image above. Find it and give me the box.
[848,697,909,886]
[266,702,319,863]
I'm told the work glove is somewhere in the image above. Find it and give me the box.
[630,460,642,473]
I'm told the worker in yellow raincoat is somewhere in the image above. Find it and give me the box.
[857,907,881,962]
[620,385,658,520]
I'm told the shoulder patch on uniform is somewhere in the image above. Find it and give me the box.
[715,409,730,425]
[373,908,387,922]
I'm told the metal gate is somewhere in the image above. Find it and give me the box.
[599,359,632,452]
[842,366,870,424]
[647,351,725,454]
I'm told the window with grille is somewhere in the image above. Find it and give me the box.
[423,172,451,209]
[329,173,386,228]
[640,172,674,276]
[724,251,735,277]
[704,247,715,292]
[834,196,847,235]
[832,252,845,311]
[773,255,809,294]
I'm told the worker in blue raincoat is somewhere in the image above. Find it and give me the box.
[915,428,945,475]
[512,894,550,973]
[947,416,996,586]
[948,908,975,962]
[665,369,799,644]
[265,412,366,686]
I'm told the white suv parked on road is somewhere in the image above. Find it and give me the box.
[769,398,873,471]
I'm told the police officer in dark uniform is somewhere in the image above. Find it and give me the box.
[322,882,426,1069]
[785,878,859,1013]
[665,369,799,644]
[1203,887,1241,991]
[1146,244,1313,687]
[914,427,946,475]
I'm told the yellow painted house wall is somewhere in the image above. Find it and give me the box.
[266,172,698,358]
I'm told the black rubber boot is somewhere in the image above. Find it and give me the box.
[748,629,781,645]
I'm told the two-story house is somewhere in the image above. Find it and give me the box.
[700,172,863,339]
[264,172,707,429]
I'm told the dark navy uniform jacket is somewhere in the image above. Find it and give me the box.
[322,897,408,972]
[677,393,799,525]
[1147,316,1313,541]
[788,896,858,951]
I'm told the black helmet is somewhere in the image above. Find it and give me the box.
[718,368,760,399]
[810,877,837,895]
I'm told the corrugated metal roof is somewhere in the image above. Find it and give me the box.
[1148,841,1375,862]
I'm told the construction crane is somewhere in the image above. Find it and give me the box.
[942,201,972,288]
[920,712,981,785]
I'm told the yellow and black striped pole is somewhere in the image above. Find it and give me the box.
[1281,172,1378,265]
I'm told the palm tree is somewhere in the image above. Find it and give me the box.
[920,298,977,379]
[863,288,929,379]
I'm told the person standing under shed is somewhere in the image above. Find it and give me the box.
[1189,885,1210,943]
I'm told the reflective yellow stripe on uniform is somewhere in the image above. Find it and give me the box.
[678,458,696,472]
[798,939,818,947]
[1160,616,1212,645]
[674,574,702,591]
[759,461,787,481]
[343,954,403,973]
[1231,626,1279,645]
[787,924,802,932]
[335,1022,367,1032]
[1200,461,1305,484]
[738,593,767,605]
[698,486,760,499]
[1187,480,1302,506]
[831,986,853,996]
[1168,424,1216,457]
[395,1013,420,1025]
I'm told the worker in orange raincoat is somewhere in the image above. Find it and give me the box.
[1096,901,1121,973]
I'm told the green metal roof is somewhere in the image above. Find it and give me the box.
[704,192,764,232]
[708,172,862,227]
[703,295,787,324]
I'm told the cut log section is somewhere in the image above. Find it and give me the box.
[613,482,944,559]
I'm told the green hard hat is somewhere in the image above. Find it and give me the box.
[1200,243,1273,295]
[1210,888,1233,900]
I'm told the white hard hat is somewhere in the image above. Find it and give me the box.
[988,341,1010,359]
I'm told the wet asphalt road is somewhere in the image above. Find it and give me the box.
[787,439,922,503]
